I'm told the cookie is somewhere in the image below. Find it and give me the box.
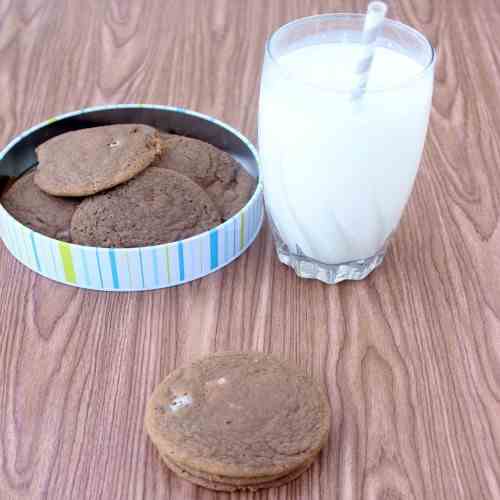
[145,352,330,491]
[70,167,221,247]
[206,165,256,220]
[157,135,256,220]
[35,124,162,197]
[160,451,315,492]
[157,135,232,188]
[1,170,80,241]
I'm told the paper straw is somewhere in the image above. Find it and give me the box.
[351,1,388,99]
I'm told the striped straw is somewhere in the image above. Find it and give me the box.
[351,1,388,99]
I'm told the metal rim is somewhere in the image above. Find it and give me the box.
[0,104,263,252]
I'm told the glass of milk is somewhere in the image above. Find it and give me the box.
[259,13,435,283]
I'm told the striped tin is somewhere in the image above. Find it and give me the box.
[0,105,264,291]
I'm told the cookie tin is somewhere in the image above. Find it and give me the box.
[0,104,263,291]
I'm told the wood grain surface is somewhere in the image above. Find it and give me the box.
[1,0,499,499]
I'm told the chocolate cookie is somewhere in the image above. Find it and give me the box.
[145,352,330,491]
[1,170,80,241]
[157,135,256,220]
[206,165,256,220]
[160,452,316,492]
[157,135,232,188]
[70,167,221,247]
[35,124,162,197]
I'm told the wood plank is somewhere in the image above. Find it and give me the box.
[0,1,499,499]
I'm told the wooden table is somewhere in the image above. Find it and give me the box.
[1,1,499,499]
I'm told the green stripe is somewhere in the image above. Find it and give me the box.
[239,212,245,250]
[58,242,77,284]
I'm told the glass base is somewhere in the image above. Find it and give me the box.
[275,240,387,284]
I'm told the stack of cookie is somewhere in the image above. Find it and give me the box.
[145,352,331,492]
[1,124,256,247]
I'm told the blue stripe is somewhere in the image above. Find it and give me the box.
[253,202,256,233]
[178,241,185,281]
[16,229,26,264]
[8,222,19,260]
[233,218,237,257]
[20,230,30,267]
[29,232,41,272]
[224,223,229,262]
[80,248,91,287]
[152,248,159,286]
[138,248,145,288]
[210,230,218,270]
[13,225,22,260]
[253,202,257,235]
[49,243,59,279]
[108,249,120,289]
[95,248,104,288]
[249,203,253,237]
[24,232,34,267]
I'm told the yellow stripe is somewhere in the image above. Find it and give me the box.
[46,116,58,125]
[58,242,77,284]
[239,212,245,250]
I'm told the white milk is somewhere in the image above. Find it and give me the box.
[259,42,433,263]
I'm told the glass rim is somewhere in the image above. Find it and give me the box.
[265,12,436,94]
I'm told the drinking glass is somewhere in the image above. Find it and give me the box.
[258,13,435,283]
